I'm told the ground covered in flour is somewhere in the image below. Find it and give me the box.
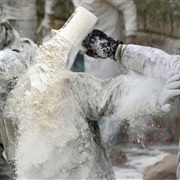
[114,144,178,179]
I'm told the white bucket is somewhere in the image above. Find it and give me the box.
[59,6,97,52]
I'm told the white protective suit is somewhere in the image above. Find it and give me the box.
[0,0,37,41]
[37,0,74,38]
[1,24,180,179]
[70,0,137,79]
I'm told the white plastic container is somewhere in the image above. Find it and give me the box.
[59,6,97,52]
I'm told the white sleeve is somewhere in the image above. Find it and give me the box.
[113,44,180,119]
[119,44,180,80]
[106,0,137,36]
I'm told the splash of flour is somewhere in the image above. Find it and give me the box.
[114,71,163,121]
[99,71,164,143]
[4,31,73,178]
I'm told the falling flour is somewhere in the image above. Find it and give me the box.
[4,31,73,178]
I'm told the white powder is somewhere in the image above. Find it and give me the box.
[4,31,73,178]
[113,71,163,122]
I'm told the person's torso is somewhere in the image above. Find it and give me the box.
[2,72,115,179]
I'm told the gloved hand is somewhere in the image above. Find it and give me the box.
[157,74,180,112]
[82,29,122,59]
[36,14,55,36]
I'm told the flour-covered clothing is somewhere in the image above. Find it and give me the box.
[2,41,177,179]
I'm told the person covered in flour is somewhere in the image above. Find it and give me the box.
[2,27,180,180]
[0,12,180,179]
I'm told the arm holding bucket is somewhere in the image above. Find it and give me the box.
[83,29,180,80]
[82,29,180,114]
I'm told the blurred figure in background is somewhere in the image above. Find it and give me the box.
[70,0,137,78]
[0,0,73,42]
[36,0,57,37]
[0,0,37,41]
[37,0,73,40]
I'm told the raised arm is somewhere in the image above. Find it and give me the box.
[116,44,180,80]
[82,29,180,115]
[82,29,180,80]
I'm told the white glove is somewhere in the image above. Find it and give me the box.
[158,74,180,112]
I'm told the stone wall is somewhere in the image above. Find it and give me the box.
[134,0,180,54]
[134,0,180,142]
